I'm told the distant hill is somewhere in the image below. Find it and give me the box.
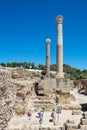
[0,62,87,80]
[51,64,87,80]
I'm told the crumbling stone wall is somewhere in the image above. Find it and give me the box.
[11,67,25,79]
[12,80,34,115]
[74,80,87,94]
[0,69,12,130]
[0,68,36,130]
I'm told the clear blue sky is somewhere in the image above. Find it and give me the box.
[0,0,87,70]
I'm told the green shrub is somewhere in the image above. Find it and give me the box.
[55,95,59,104]
[41,70,46,76]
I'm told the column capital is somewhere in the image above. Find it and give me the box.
[56,15,63,24]
[46,39,51,44]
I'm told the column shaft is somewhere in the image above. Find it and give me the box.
[46,39,51,77]
[56,15,64,78]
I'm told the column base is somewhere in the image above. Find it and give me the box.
[55,73,71,93]
[55,73,64,79]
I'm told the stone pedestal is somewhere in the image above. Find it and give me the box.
[56,78,71,92]
[43,78,56,94]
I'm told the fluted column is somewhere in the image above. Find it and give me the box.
[46,39,51,77]
[56,15,64,79]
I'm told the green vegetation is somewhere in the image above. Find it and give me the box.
[0,62,87,80]
[41,70,46,76]
[63,64,87,80]
[55,95,59,104]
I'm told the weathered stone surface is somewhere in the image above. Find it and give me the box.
[66,120,75,124]
[79,125,87,130]
[74,79,87,94]
[0,68,38,130]
[80,119,87,125]
[0,69,12,130]
[14,104,26,115]
[11,67,25,79]
[64,123,78,130]
[83,112,87,119]
[6,126,61,130]
[63,104,81,110]
[72,110,81,115]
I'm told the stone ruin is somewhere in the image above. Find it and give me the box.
[79,112,87,130]
[11,67,25,79]
[0,66,87,130]
[62,112,87,130]
[44,15,74,96]
[0,68,12,130]
[0,66,76,130]
[0,67,38,130]
[74,80,87,94]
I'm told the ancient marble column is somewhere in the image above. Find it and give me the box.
[46,39,51,77]
[56,15,64,79]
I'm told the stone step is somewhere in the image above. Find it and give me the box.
[64,123,79,130]
[31,96,52,100]
[34,103,56,111]
[79,124,87,130]
[80,118,87,125]
[31,100,54,104]
[72,110,82,115]
[5,125,62,130]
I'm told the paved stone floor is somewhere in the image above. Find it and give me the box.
[6,110,82,129]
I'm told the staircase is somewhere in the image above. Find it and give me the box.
[30,95,56,111]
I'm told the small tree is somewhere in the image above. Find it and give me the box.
[55,95,59,104]
[41,70,46,76]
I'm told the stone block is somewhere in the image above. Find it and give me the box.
[79,125,87,130]
[15,104,26,115]
[66,120,75,124]
[83,112,87,119]
[64,123,78,130]
[80,119,87,125]
[43,78,56,93]
[72,110,81,115]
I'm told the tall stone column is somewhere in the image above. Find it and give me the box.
[56,15,64,79]
[46,39,51,77]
